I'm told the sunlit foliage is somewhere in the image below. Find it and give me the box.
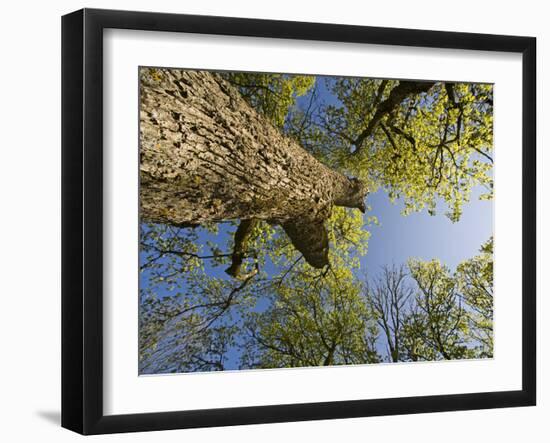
[296,78,493,221]
[223,72,315,128]
[365,242,494,363]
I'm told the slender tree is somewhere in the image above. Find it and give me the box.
[366,265,414,362]
[456,237,494,357]
[405,259,470,360]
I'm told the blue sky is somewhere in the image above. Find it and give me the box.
[363,188,492,272]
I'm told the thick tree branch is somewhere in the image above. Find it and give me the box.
[225,219,259,279]
[445,83,459,108]
[352,81,436,155]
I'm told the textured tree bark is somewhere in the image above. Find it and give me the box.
[139,68,367,269]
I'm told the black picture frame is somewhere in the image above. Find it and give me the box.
[61,8,536,435]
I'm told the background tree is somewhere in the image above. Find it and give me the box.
[404,259,470,361]
[241,259,380,369]
[139,203,372,373]
[365,265,413,362]
[139,223,259,373]
[364,240,494,363]
[456,237,494,357]
[240,209,377,369]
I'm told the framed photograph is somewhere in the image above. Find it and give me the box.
[61,8,536,435]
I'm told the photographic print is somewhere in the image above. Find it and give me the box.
[138,67,494,375]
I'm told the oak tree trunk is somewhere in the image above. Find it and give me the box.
[139,68,367,269]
